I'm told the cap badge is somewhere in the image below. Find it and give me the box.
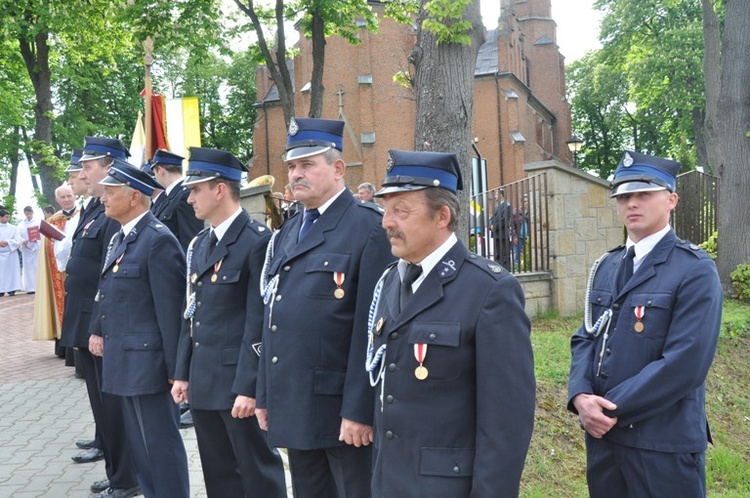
[623,152,633,167]
[288,117,299,136]
[386,151,395,172]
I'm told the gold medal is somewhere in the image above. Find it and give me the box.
[112,265,119,273]
[415,365,429,380]
[191,273,197,284]
[211,273,218,283]
[634,321,644,333]
[334,287,345,299]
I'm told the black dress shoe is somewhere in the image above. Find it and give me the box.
[179,409,194,428]
[72,447,104,463]
[90,479,110,492]
[76,438,98,450]
[90,486,141,498]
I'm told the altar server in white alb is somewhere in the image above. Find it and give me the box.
[17,205,41,293]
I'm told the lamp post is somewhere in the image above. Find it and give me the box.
[566,136,583,169]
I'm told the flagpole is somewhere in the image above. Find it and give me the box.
[143,37,154,161]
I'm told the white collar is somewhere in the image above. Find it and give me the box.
[164,177,184,196]
[211,207,243,242]
[626,224,672,273]
[398,232,458,292]
[121,211,149,236]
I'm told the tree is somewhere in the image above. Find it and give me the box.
[408,0,484,240]
[566,51,630,178]
[233,0,376,126]
[701,0,750,291]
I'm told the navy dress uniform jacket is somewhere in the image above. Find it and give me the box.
[61,199,120,348]
[568,230,723,453]
[89,212,186,396]
[256,191,394,450]
[152,180,204,250]
[175,210,271,409]
[370,242,535,498]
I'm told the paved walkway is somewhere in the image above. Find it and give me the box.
[0,294,292,497]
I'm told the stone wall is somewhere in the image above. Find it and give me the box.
[523,160,623,316]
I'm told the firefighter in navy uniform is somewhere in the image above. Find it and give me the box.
[88,159,189,498]
[568,151,723,498]
[366,150,535,498]
[171,147,286,497]
[256,118,394,498]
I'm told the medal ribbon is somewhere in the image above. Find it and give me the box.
[214,258,223,276]
[333,272,345,287]
[634,305,645,321]
[413,343,427,366]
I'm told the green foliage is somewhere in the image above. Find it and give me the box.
[422,0,473,45]
[569,0,720,176]
[700,231,718,259]
[720,299,750,339]
[392,69,413,88]
[297,0,379,45]
[729,264,750,302]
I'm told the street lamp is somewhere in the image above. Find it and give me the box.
[566,136,583,168]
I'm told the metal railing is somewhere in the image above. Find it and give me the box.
[469,173,550,273]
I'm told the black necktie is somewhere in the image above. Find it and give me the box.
[207,231,218,260]
[616,246,636,293]
[299,209,320,241]
[399,264,423,312]
[106,230,125,268]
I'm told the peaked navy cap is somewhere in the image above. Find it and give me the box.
[152,149,184,167]
[80,136,130,162]
[184,147,246,186]
[99,158,164,196]
[66,148,84,172]
[376,150,463,196]
[284,117,345,161]
[611,151,681,197]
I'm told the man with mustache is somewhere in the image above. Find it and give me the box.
[366,150,535,497]
[568,151,722,498]
[256,117,393,498]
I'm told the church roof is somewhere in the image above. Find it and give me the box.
[475,29,499,76]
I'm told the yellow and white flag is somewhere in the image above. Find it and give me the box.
[165,97,201,168]
[129,109,147,168]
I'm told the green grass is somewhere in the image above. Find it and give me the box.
[521,300,750,497]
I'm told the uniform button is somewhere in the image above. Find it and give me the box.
[385,395,394,403]
[596,297,602,303]
[453,465,460,474]
[276,295,282,302]
[612,304,619,310]
[197,281,203,287]
[195,322,201,327]
[222,275,227,280]
[197,301,202,307]
[389,332,398,340]
[101,314,106,321]
[428,333,436,341]
[606,348,612,355]
[142,342,148,347]
[647,300,653,306]
[388,363,396,372]
[324,261,329,266]
[385,431,394,440]
[600,371,609,379]
[283,266,291,272]
[195,342,200,348]
[271,325,278,332]
[271,356,278,364]
[104,334,109,340]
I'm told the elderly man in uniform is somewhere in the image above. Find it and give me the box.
[59,137,139,498]
[256,117,394,498]
[171,147,286,497]
[366,150,535,498]
[89,159,189,498]
[568,151,723,498]
[149,149,204,250]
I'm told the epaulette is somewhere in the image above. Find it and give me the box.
[465,253,506,280]
[675,238,711,259]
[246,217,270,236]
[148,220,170,232]
[358,201,385,215]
